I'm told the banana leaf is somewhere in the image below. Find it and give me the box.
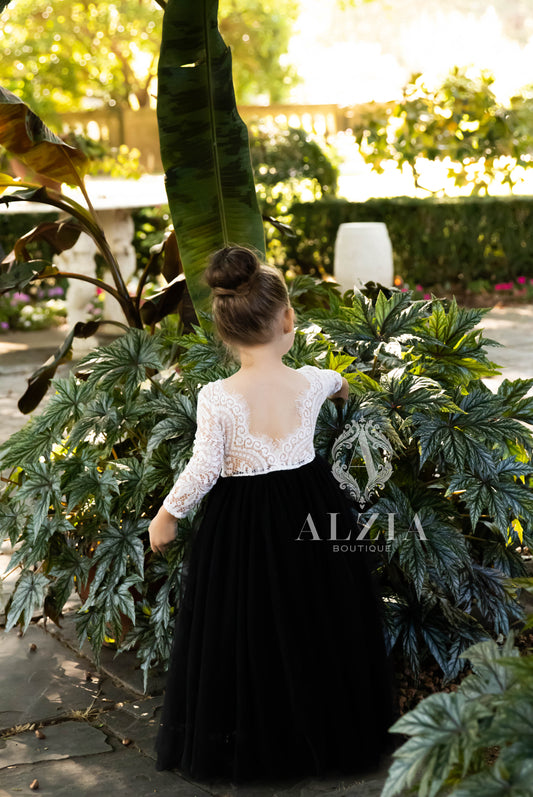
[157,0,265,318]
[0,88,88,186]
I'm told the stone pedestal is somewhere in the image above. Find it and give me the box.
[56,210,137,354]
[54,233,100,354]
[100,209,136,324]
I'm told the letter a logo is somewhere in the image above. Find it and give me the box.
[295,513,321,541]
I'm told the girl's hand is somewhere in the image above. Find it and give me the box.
[330,376,349,402]
[149,506,178,554]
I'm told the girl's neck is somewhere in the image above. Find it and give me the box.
[236,344,286,372]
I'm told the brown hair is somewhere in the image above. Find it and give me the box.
[204,245,290,346]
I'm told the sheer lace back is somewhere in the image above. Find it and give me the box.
[162,365,343,518]
[217,366,328,475]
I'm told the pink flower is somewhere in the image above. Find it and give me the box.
[415,284,423,291]
[495,282,513,290]
[517,276,527,285]
[11,291,30,304]
[401,287,408,292]
[96,287,103,296]
[423,293,431,299]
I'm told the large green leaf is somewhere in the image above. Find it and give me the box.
[5,570,50,634]
[157,0,265,317]
[17,319,105,414]
[0,88,88,185]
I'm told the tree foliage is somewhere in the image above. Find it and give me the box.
[353,67,533,195]
[218,0,300,103]
[0,0,300,116]
[250,123,339,217]
[1,0,162,115]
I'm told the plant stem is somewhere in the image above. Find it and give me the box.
[135,257,154,309]
[33,271,123,302]
[24,188,142,328]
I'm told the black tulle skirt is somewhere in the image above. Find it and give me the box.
[154,453,396,784]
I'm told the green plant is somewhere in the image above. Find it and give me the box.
[250,122,339,218]
[304,287,533,679]
[381,631,533,797]
[0,84,196,411]
[156,0,265,316]
[0,289,67,331]
[62,133,145,180]
[353,67,533,196]
[2,284,532,691]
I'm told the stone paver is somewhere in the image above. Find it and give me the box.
[41,607,168,697]
[0,720,112,768]
[473,304,533,390]
[0,624,132,733]
[0,742,213,797]
[99,697,162,761]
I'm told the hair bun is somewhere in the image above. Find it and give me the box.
[205,246,261,296]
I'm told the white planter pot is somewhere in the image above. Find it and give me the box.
[333,222,393,293]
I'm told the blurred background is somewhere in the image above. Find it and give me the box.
[2,0,533,333]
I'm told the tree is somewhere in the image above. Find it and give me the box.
[0,0,300,116]
[218,0,300,103]
[0,0,162,115]
[353,67,533,196]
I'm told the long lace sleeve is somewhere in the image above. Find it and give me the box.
[162,383,225,519]
[316,367,344,399]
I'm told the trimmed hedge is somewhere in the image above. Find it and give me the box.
[283,196,533,286]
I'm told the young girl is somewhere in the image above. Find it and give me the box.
[149,245,396,784]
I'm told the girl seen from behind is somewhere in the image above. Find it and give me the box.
[149,245,396,784]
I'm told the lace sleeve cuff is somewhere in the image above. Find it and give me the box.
[323,368,344,397]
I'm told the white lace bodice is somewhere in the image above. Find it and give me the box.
[162,365,343,518]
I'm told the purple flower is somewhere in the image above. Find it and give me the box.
[48,286,64,297]
[11,292,30,303]
[0,321,9,330]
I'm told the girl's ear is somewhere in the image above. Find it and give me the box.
[283,305,294,333]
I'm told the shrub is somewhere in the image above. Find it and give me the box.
[280,196,533,285]
[1,283,532,690]
[249,122,339,218]
[382,631,533,797]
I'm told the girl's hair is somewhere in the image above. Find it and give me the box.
[204,245,290,346]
